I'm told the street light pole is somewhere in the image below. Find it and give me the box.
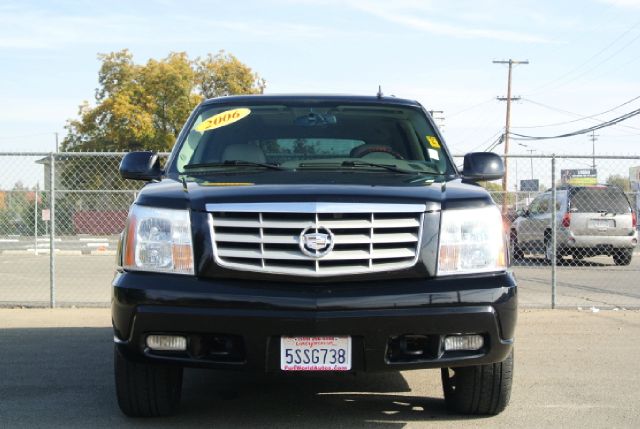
[517,142,536,184]
[589,131,598,170]
[527,149,535,180]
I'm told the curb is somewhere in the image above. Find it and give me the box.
[3,250,82,256]
[89,250,116,256]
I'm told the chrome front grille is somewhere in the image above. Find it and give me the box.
[207,203,426,277]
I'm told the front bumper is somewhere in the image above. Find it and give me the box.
[557,229,638,251]
[112,271,517,372]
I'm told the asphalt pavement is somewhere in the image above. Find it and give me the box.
[0,308,638,428]
[1,252,639,308]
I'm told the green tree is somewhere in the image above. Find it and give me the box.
[62,49,265,153]
[479,181,515,207]
[64,50,155,152]
[142,52,201,151]
[195,51,265,99]
[606,174,631,192]
[0,182,42,235]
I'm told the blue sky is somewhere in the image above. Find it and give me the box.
[1,0,639,158]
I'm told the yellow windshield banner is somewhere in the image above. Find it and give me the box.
[196,108,251,132]
[426,135,441,149]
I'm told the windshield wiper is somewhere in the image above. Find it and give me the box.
[297,160,422,174]
[340,160,421,174]
[183,160,288,171]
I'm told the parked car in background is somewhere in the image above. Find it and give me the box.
[510,185,638,265]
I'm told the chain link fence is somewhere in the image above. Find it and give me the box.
[0,152,160,306]
[453,153,640,309]
[0,152,639,308]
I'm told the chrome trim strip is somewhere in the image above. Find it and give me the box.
[205,202,436,213]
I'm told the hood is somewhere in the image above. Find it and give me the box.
[134,171,493,211]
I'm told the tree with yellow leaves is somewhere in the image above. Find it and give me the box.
[63,49,265,152]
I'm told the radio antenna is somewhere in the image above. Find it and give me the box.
[377,85,383,98]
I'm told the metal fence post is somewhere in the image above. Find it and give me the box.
[34,181,39,256]
[49,153,56,308]
[551,154,557,309]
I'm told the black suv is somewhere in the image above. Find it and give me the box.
[113,95,517,417]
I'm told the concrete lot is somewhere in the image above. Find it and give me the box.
[0,308,638,428]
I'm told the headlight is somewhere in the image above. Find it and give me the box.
[437,206,506,276]
[123,205,194,275]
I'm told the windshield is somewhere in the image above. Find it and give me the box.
[172,102,453,176]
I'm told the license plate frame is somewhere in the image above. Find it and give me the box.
[589,219,615,230]
[280,336,352,371]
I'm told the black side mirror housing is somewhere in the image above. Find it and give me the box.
[462,152,504,182]
[119,151,163,181]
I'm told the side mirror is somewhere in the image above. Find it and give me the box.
[461,152,504,182]
[517,209,529,217]
[119,151,162,181]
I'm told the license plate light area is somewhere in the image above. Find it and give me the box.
[280,336,352,371]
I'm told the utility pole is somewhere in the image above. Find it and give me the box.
[589,131,598,169]
[54,132,59,152]
[494,59,529,214]
[428,110,445,131]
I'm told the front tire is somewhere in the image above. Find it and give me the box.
[114,345,183,417]
[441,350,514,415]
[544,235,556,264]
[510,231,524,260]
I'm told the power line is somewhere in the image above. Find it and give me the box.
[546,28,640,92]
[484,133,504,152]
[512,95,640,131]
[510,105,640,140]
[466,129,504,152]
[447,98,495,118]
[453,105,503,148]
[527,19,640,95]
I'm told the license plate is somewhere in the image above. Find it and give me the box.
[589,219,615,229]
[280,336,351,371]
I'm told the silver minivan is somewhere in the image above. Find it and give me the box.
[511,185,638,265]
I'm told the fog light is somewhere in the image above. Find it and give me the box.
[444,334,484,351]
[146,335,187,351]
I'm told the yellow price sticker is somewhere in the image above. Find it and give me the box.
[195,108,251,132]
[426,135,441,149]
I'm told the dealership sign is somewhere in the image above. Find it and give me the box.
[560,168,597,186]
[520,179,539,192]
